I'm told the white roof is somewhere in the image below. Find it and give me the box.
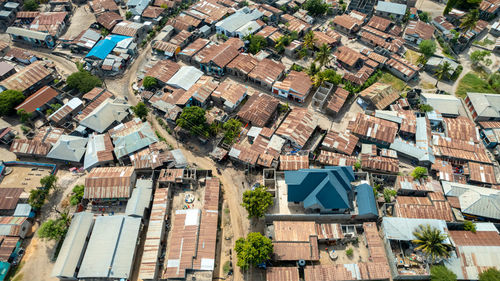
[166,66,203,90]
[47,135,88,162]
[376,1,407,15]
[442,181,500,220]
[125,179,153,217]
[382,217,450,242]
[247,126,262,138]
[79,98,130,133]
[84,133,110,170]
[13,204,31,217]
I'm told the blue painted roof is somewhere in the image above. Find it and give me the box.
[356,183,378,217]
[86,35,131,60]
[285,167,355,210]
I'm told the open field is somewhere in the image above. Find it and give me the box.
[0,166,52,192]
[378,72,407,91]
[456,72,496,98]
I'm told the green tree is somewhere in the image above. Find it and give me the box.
[431,265,457,281]
[24,0,39,11]
[176,106,208,137]
[235,232,273,269]
[66,71,102,93]
[435,61,452,87]
[306,62,319,76]
[0,90,25,116]
[70,185,85,206]
[470,50,491,65]
[383,188,396,203]
[126,11,133,19]
[412,224,453,263]
[101,28,109,37]
[241,186,273,218]
[28,189,47,209]
[418,11,430,23]
[479,268,500,281]
[303,0,329,16]
[314,69,341,87]
[38,213,71,240]
[142,76,158,90]
[223,118,242,144]
[40,175,57,190]
[315,43,332,68]
[303,31,316,50]
[419,39,437,58]
[248,35,267,55]
[17,109,32,123]
[411,166,428,180]
[419,104,434,112]
[464,221,476,233]
[131,102,149,119]
[346,248,354,256]
[460,9,479,32]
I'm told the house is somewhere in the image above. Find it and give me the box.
[479,0,500,20]
[321,130,359,155]
[0,188,23,216]
[226,53,258,80]
[46,135,88,163]
[14,86,59,116]
[394,194,454,221]
[29,12,69,38]
[4,47,37,64]
[169,29,192,49]
[6,27,56,48]
[326,87,350,116]
[176,76,218,107]
[142,6,165,24]
[0,217,31,238]
[127,0,151,16]
[109,119,158,159]
[144,59,180,86]
[347,0,377,15]
[279,155,309,171]
[272,71,312,103]
[375,1,407,21]
[152,41,180,58]
[84,166,136,200]
[420,93,460,117]
[0,62,16,81]
[313,30,341,48]
[215,7,262,37]
[255,25,282,46]
[237,92,279,127]
[0,61,54,95]
[367,15,392,32]
[275,108,316,149]
[166,65,203,90]
[89,0,119,14]
[425,56,459,78]
[49,0,72,12]
[96,11,122,30]
[331,13,364,34]
[83,133,115,170]
[280,14,311,36]
[359,26,405,54]
[199,37,243,76]
[334,46,365,70]
[112,21,147,42]
[248,58,285,90]
[212,80,247,111]
[178,38,210,63]
[78,98,130,133]
[0,10,15,29]
[432,16,455,40]
[63,29,101,53]
[465,92,500,122]
[348,113,398,146]
[359,82,399,110]
[404,20,435,45]
[385,54,419,82]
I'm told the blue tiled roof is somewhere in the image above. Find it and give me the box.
[356,183,378,217]
[86,35,131,60]
[285,167,355,210]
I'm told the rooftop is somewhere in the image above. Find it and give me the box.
[84,166,136,199]
[14,86,58,113]
[276,108,316,148]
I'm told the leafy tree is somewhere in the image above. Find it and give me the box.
[101,28,109,36]
[303,31,316,50]
[28,189,47,209]
[383,188,396,203]
[248,35,267,55]
[241,186,273,218]
[142,76,158,90]
[470,50,491,65]
[435,61,452,87]
[66,71,102,93]
[419,40,437,58]
[418,11,430,23]
[419,104,434,112]
[24,0,39,11]
[38,213,71,240]
[235,232,273,269]
[17,109,32,123]
[126,11,132,19]
[50,103,62,111]
[223,118,242,144]
[306,62,319,76]
[412,224,453,263]
[354,161,361,170]
[176,106,209,137]
[0,90,25,116]
[290,64,304,72]
[463,221,476,233]
[487,73,500,93]
[131,102,149,119]
[315,69,342,87]
[346,248,354,256]
[303,0,329,16]
[412,166,428,180]
[315,43,332,68]
[479,268,500,281]
[431,265,457,281]
[460,9,479,32]
[70,185,85,206]
[41,175,57,190]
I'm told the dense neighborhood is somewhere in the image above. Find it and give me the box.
[0,0,499,279]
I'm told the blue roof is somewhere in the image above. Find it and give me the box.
[285,166,355,210]
[356,183,378,217]
[86,35,131,60]
[376,1,407,15]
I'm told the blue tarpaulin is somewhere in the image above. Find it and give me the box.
[0,261,10,281]
[85,35,131,60]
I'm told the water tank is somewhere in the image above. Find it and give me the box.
[298,259,306,267]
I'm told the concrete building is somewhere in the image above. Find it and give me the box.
[465,92,500,122]
[375,1,407,21]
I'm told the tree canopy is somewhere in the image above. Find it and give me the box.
[241,186,273,218]
[38,213,71,241]
[70,185,85,206]
[248,35,267,55]
[176,106,209,137]
[431,265,457,281]
[460,9,479,32]
[463,221,476,233]
[235,232,273,269]
[419,40,437,58]
[470,50,491,65]
[223,118,242,144]
[41,175,57,190]
[17,109,32,123]
[142,76,158,90]
[24,0,39,11]
[28,189,47,209]
[131,102,149,119]
[303,0,329,16]
[411,166,428,180]
[315,43,332,68]
[435,61,452,87]
[419,104,434,113]
[0,90,25,116]
[66,71,103,93]
[479,268,500,281]
[412,224,453,263]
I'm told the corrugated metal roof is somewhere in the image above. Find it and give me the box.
[84,166,135,199]
[46,135,88,162]
[125,179,153,217]
[237,92,279,127]
[109,119,159,159]
[0,61,52,93]
[0,189,23,211]
[382,217,449,241]
[276,108,316,148]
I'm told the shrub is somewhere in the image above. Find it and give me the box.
[346,248,354,257]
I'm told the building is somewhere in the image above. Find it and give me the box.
[51,212,94,280]
[215,7,262,37]
[404,20,435,45]
[212,80,247,111]
[276,108,316,149]
[46,135,88,163]
[326,87,350,116]
[334,46,365,70]
[144,59,180,86]
[6,27,56,48]
[178,38,210,63]
[359,83,399,110]
[348,113,398,147]
[331,13,364,34]
[112,21,147,42]
[465,92,500,122]
[385,54,419,82]
[347,0,377,15]
[199,38,243,76]
[127,0,151,16]
[321,130,359,155]
[0,188,23,216]
[272,71,312,103]
[77,216,142,280]
[0,217,30,238]
[78,98,130,133]
[0,61,53,94]
[14,86,59,115]
[89,0,119,14]
[83,133,114,170]
[109,119,158,159]
[166,65,203,90]
[84,166,137,200]
[420,93,460,117]
[237,92,280,127]
[0,62,15,81]
[48,98,84,125]
[96,11,123,30]
[375,1,407,21]
[225,53,258,80]
[248,58,286,90]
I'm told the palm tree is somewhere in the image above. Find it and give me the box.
[315,43,332,69]
[313,72,326,87]
[434,61,452,87]
[460,9,479,32]
[303,31,316,51]
[412,224,453,263]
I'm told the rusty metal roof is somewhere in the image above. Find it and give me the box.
[0,61,52,93]
[226,53,258,75]
[361,154,399,174]
[466,162,496,185]
[334,46,366,68]
[237,92,279,127]
[9,138,52,156]
[326,87,349,115]
[248,58,285,85]
[313,30,341,48]
[279,155,309,171]
[367,15,391,31]
[180,38,210,57]
[15,86,58,113]
[0,188,23,211]
[84,166,136,199]
[321,130,359,155]
[266,267,300,281]
[395,194,454,221]
[360,82,399,110]
[89,0,118,13]
[276,108,316,148]
[272,71,312,99]
[316,150,357,166]
[349,113,398,144]
[212,80,247,107]
[145,59,180,84]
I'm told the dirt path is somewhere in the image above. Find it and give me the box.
[63,5,96,40]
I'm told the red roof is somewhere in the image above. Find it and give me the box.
[15,86,58,113]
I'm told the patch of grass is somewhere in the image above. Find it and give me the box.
[404,49,420,65]
[6,261,25,281]
[421,81,436,90]
[378,72,407,91]
[10,273,23,281]
[456,72,496,98]
[474,37,495,46]
[223,261,232,274]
